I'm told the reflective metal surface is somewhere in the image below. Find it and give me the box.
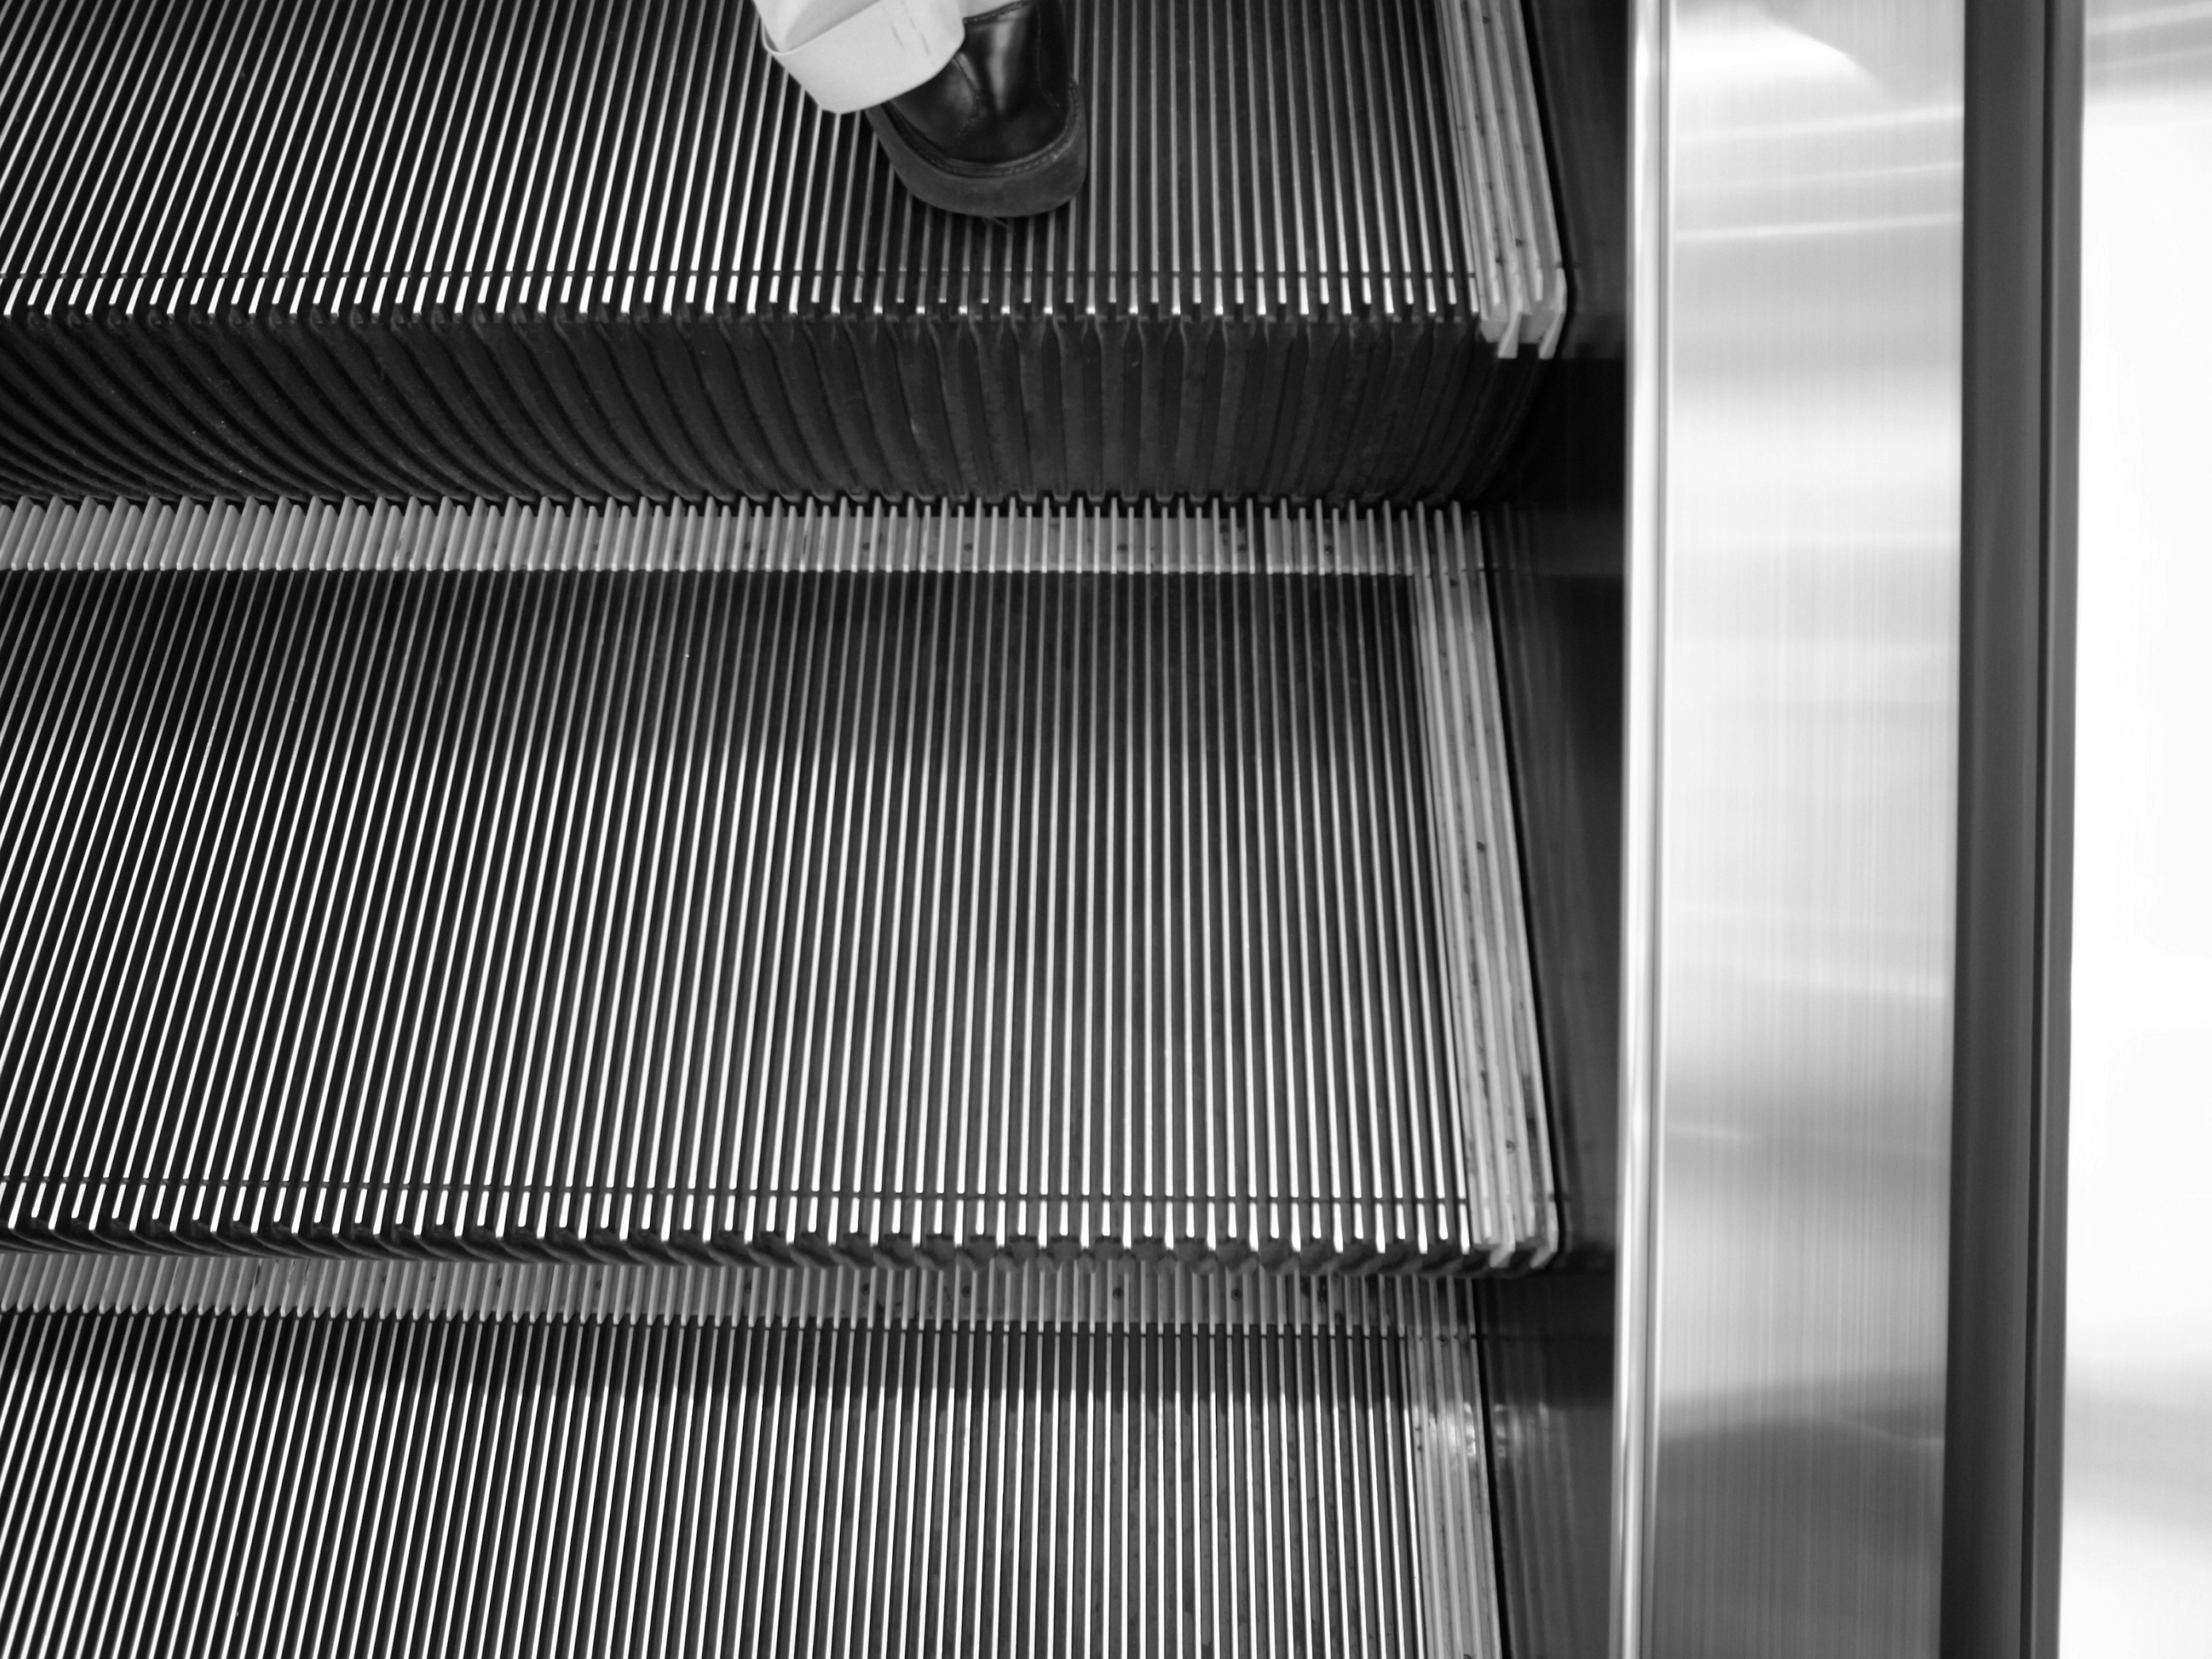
[2062,2,2212,1649]
[1618,2,1965,1653]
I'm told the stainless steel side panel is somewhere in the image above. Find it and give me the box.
[1618,3,1966,1653]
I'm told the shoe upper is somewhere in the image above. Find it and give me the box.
[884,0,1073,165]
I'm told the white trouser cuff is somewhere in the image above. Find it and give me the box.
[762,0,964,115]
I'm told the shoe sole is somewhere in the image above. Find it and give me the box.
[865,85,1089,218]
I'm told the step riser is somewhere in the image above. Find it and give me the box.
[0,313,1532,506]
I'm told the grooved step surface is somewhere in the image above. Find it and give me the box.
[0,1293,1505,1659]
[0,497,1555,1272]
[0,0,1555,504]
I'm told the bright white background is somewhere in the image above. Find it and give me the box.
[2062,2,2212,1650]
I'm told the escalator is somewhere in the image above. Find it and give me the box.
[0,2,1626,1655]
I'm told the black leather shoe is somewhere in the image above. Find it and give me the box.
[864,0,1087,218]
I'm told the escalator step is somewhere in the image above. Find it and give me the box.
[0,495,1554,1271]
[0,0,1559,505]
[0,1265,1506,1659]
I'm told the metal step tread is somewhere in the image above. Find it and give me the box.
[0,0,1562,503]
[0,1258,1506,1659]
[0,494,1555,1273]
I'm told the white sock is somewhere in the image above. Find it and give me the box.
[754,0,882,51]
[759,0,1009,51]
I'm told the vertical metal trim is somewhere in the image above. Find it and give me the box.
[1611,0,1668,1651]
[1616,5,1968,1650]
[1942,0,2082,1651]
[2026,15,2080,1656]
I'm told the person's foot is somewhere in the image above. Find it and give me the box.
[864,0,1087,218]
